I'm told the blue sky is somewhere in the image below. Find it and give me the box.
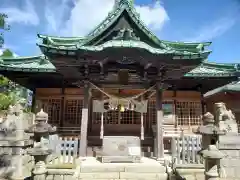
[0,0,240,63]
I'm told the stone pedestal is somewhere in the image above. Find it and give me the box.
[32,161,47,180]
[200,145,224,180]
[100,136,141,163]
[218,134,240,178]
[78,157,167,180]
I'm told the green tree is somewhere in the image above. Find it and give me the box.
[0,14,23,110]
[1,49,13,57]
[0,13,10,48]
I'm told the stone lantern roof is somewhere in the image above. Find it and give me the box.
[199,145,224,159]
[193,112,225,135]
[36,109,48,121]
[24,109,56,135]
[202,112,214,124]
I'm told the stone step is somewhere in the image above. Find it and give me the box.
[79,164,166,173]
[77,157,168,180]
[78,172,168,180]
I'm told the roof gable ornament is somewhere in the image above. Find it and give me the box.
[113,28,140,41]
[114,0,134,9]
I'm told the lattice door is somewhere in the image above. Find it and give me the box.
[41,98,62,127]
[92,110,142,125]
[92,110,119,125]
[148,100,174,125]
[176,101,202,126]
[64,98,83,126]
[119,110,140,124]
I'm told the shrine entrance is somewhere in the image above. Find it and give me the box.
[89,83,153,140]
[91,109,145,136]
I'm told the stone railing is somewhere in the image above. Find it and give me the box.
[171,134,203,165]
[47,135,80,165]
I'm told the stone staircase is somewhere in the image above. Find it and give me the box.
[77,157,168,180]
[87,135,154,157]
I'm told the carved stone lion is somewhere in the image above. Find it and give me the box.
[214,102,238,134]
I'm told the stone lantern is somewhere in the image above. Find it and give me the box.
[193,112,225,150]
[25,109,57,180]
[25,109,56,142]
[200,145,224,180]
[193,112,226,180]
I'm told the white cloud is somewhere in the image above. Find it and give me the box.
[184,17,236,42]
[47,0,169,36]
[136,1,169,31]
[44,0,72,33]
[0,0,39,26]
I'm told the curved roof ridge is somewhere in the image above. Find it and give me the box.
[38,39,211,59]
[202,61,238,69]
[0,55,45,61]
[0,54,56,72]
[37,34,86,40]
[204,78,240,98]
[161,40,212,46]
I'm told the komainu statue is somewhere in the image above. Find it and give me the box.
[214,102,238,134]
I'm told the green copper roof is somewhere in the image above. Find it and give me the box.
[161,41,212,53]
[185,62,239,77]
[37,0,211,55]
[38,39,211,59]
[37,34,87,46]
[204,79,240,98]
[0,55,56,72]
[0,54,238,78]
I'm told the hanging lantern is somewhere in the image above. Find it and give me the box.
[120,104,125,112]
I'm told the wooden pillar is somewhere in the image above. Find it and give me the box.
[79,82,91,157]
[60,80,65,128]
[155,82,164,160]
[199,87,206,115]
[31,88,36,113]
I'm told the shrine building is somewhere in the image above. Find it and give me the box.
[0,0,239,158]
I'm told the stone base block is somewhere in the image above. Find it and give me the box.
[79,172,119,179]
[124,164,165,173]
[119,172,167,180]
[100,156,141,163]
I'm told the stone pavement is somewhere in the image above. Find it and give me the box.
[76,157,167,180]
